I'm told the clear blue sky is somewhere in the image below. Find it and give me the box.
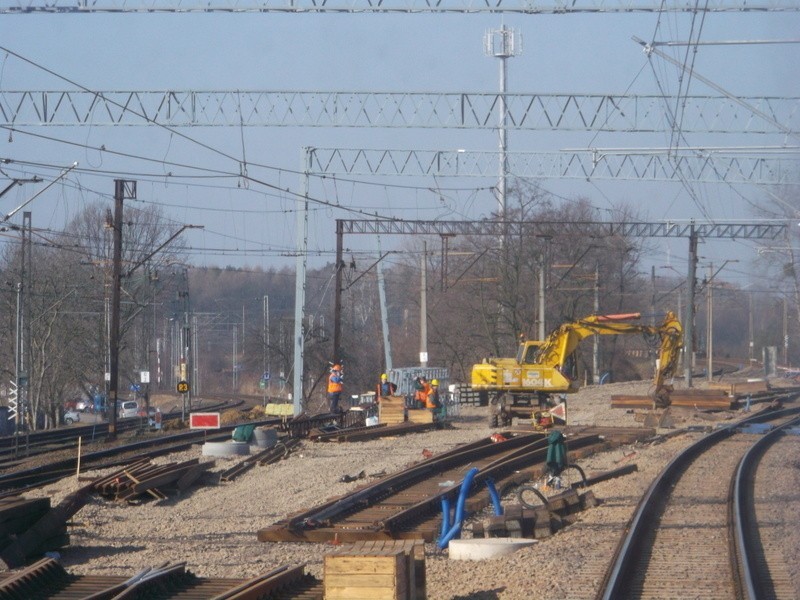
[1,9,798,289]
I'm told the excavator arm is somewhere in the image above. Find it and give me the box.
[471,310,684,419]
[532,311,683,400]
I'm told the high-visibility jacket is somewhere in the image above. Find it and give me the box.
[327,372,343,394]
[414,381,431,404]
[426,387,441,409]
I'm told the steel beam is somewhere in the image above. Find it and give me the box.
[2,91,797,134]
[2,0,797,14]
[337,219,787,240]
[307,148,799,185]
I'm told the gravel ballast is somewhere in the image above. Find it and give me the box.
[25,380,800,599]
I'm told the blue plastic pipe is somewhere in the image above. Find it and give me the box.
[485,478,503,516]
[437,467,479,549]
[440,496,452,541]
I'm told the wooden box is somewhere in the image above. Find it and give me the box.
[325,550,407,599]
[379,395,406,426]
[406,409,433,424]
[325,539,425,600]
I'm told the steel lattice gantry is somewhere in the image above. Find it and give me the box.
[1,0,798,13]
[306,148,799,185]
[2,91,798,134]
[338,219,787,239]
[332,218,787,387]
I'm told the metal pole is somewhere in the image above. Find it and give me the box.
[650,265,656,326]
[593,264,599,384]
[538,250,546,340]
[262,294,272,408]
[14,283,22,446]
[707,263,713,382]
[376,238,393,372]
[420,242,428,368]
[333,219,344,363]
[108,180,124,439]
[749,292,754,363]
[498,39,508,217]
[685,228,697,388]
[784,296,789,366]
[292,149,311,416]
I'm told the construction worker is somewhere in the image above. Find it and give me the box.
[379,373,397,397]
[426,379,444,424]
[327,364,344,413]
[413,376,431,409]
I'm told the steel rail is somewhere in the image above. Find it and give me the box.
[0,557,321,599]
[0,418,274,494]
[597,405,800,600]
[293,432,544,529]
[258,432,540,539]
[377,432,603,534]
[731,414,800,599]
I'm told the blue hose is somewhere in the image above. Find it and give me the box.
[486,478,503,516]
[437,467,479,549]
[440,496,452,541]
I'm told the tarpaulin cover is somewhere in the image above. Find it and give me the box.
[232,424,256,442]
[546,430,566,476]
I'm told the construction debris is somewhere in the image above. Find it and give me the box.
[93,458,215,502]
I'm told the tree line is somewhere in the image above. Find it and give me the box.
[1,185,796,427]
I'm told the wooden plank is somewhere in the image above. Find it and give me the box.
[406,410,433,424]
[325,556,402,574]
[325,587,403,600]
[325,573,403,586]
[732,381,768,395]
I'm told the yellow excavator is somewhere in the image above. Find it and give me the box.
[471,311,683,427]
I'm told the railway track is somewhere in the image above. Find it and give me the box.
[597,406,800,600]
[0,411,360,495]
[0,557,323,599]
[259,426,653,544]
[0,396,241,467]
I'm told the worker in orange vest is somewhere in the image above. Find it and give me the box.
[327,364,344,413]
[426,379,444,424]
[413,376,431,409]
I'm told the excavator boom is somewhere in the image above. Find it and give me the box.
[472,310,684,426]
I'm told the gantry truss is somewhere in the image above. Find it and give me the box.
[307,148,799,185]
[2,91,797,134]
[1,0,798,13]
[339,219,788,239]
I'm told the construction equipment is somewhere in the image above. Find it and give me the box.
[471,311,683,426]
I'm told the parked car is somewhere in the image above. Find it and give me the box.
[118,400,139,418]
[63,409,81,425]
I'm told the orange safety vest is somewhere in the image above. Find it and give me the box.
[415,381,431,403]
[327,372,343,393]
[426,387,441,409]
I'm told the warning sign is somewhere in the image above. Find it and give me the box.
[189,412,221,430]
[550,402,567,424]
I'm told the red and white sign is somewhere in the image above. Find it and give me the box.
[189,412,221,430]
[550,402,567,423]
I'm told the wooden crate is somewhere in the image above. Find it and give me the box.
[379,396,406,426]
[325,539,425,600]
[325,550,407,599]
[406,409,433,424]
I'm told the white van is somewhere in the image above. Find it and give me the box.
[118,400,139,418]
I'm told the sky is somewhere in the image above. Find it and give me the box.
[0,6,798,292]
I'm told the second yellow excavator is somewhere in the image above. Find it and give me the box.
[471,311,683,426]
